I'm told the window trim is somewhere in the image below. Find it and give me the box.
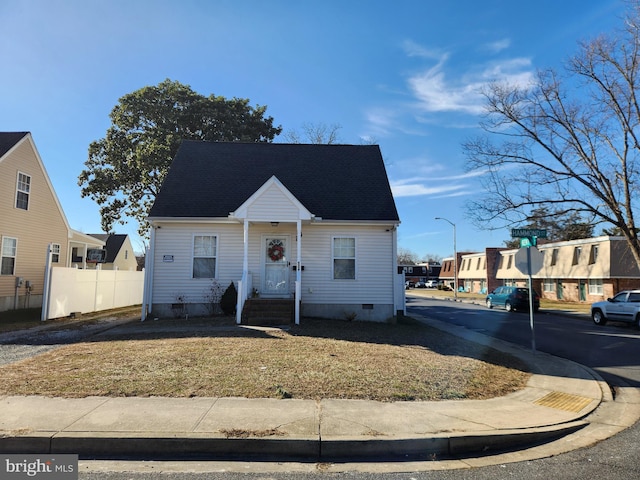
[51,243,61,263]
[332,236,356,280]
[15,171,31,210]
[588,278,604,296]
[1,236,18,275]
[572,246,582,265]
[192,234,218,279]
[543,279,555,292]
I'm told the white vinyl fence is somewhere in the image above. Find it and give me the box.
[43,267,144,320]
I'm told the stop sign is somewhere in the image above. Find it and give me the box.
[515,246,543,275]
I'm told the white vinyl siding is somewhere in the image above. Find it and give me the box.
[151,222,395,307]
[152,224,244,303]
[245,183,302,221]
[301,225,394,305]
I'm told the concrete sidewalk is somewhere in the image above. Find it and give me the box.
[1,313,639,464]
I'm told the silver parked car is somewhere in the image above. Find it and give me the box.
[591,290,640,326]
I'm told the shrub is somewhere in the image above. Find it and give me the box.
[220,282,237,315]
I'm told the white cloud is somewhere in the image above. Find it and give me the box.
[485,38,511,53]
[390,181,467,198]
[405,45,535,115]
[402,39,446,60]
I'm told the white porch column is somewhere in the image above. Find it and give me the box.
[236,219,250,324]
[295,219,302,324]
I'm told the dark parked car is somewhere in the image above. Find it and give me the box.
[486,286,540,312]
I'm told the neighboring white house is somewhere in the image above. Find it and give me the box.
[142,141,401,324]
[88,234,139,271]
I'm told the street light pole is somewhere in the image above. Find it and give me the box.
[435,217,457,301]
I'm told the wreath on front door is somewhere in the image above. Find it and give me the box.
[268,243,284,262]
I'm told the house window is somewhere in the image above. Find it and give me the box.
[333,237,355,279]
[543,279,555,292]
[125,249,129,260]
[550,248,558,266]
[193,235,217,278]
[572,246,582,265]
[588,279,603,295]
[51,243,60,263]
[476,258,481,270]
[507,255,513,269]
[1,237,17,275]
[589,245,599,264]
[16,172,31,210]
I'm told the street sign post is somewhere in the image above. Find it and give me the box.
[511,228,546,353]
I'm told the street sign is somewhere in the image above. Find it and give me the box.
[511,228,548,238]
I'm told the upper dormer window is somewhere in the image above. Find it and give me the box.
[16,172,31,210]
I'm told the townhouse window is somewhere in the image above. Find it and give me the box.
[193,235,217,278]
[550,248,558,266]
[333,237,355,279]
[543,279,555,292]
[51,243,60,263]
[588,279,603,295]
[476,257,481,270]
[572,246,582,265]
[589,245,599,265]
[460,259,465,270]
[1,237,17,275]
[507,255,513,269]
[16,172,31,210]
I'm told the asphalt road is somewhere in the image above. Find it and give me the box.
[406,295,640,388]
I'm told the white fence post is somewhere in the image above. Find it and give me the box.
[41,243,53,322]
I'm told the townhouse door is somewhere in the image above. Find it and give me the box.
[263,236,290,296]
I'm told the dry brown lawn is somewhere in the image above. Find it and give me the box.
[0,315,530,402]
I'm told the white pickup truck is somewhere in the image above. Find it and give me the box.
[591,290,640,326]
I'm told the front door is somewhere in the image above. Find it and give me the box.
[263,237,290,296]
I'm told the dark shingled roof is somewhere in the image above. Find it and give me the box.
[149,141,400,222]
[0,132,29,159]
[88,234,128,263]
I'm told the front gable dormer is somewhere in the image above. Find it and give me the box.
[230,175,313,221]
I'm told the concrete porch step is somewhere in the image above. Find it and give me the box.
[241,299,295,326]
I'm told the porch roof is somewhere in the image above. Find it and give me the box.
[149,142,400,222]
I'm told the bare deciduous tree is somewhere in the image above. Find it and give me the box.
[464,1,640,268]
[282,122,342,144]
[397,247,420,265]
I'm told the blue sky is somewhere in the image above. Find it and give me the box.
[0,0,627,258]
